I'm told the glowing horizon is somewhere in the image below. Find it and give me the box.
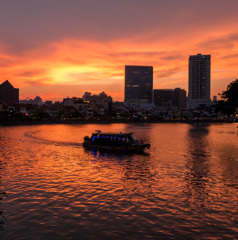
[1,0,238,102]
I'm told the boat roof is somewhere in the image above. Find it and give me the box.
[92,130,133,136]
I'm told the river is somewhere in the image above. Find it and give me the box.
[0,123,238,239]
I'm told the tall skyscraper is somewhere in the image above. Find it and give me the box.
[188,53,211,109]
[0,80,19,105]
[125,65,153,104]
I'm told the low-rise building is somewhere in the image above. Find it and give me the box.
[0,80,19,106]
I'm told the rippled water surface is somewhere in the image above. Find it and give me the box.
[0,123,238,239]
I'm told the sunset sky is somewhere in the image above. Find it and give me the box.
[1,0,238,102]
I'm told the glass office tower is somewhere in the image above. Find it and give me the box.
[125,65,153,104]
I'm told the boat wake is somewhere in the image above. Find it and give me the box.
[24,130,83,147]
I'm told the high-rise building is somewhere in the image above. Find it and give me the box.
[0,80,19,105]
[188,53,211,109]
[125,65,153,104]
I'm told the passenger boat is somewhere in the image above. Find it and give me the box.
[83,130,150,152]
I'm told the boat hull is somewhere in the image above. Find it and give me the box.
[83,142,150,152]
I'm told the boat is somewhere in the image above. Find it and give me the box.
[83,130,150,152]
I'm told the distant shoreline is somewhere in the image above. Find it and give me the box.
[0,119,237,126]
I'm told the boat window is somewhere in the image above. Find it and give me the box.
[91,133,128,145]
[128,135,137,143]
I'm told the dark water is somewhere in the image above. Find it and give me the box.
[0,123,238,239]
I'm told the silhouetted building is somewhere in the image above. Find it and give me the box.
[33,96,43,106]
[44,101,53,106]
[62,97,83,106]
[188,53,211,109]
[20,96,43,106]
[83,92,112,111]
[154,89,173,108]
[62,97,93,118]
[125,65,153,104]
[154,88,186,109]
[82,92,91,101]
[174,88,187,109]
[0,80,19,105]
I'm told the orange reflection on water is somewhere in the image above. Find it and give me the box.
[0,123,238,239]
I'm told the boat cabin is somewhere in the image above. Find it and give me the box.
[90,131,138,146]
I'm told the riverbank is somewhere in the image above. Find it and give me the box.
[0,118,237,126]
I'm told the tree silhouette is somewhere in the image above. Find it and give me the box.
[217,79,238,115]
[221,79,238,103]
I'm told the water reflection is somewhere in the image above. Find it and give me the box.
[122,156,156,200]
[0,124,238,239]
[0,158,6,230]
[87,148,126,165]
[85,147,145,159]
[184,124,211,206]
[213,125,238,190]
[84,147,154,200]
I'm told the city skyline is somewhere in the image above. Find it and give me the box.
[1,0,238,102]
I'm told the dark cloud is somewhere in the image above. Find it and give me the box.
[155,67,182,79]
[22,78,53,87]
[0,57,13,67]
[18,69,48,78]
[1,0,238,53]
[0,39,57,56]
[197,33,238,50]
[109,51,166,58]
[108,51,183,64]
[161,55,183,61]
[62,58,90,65]
[222,53,238,59]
